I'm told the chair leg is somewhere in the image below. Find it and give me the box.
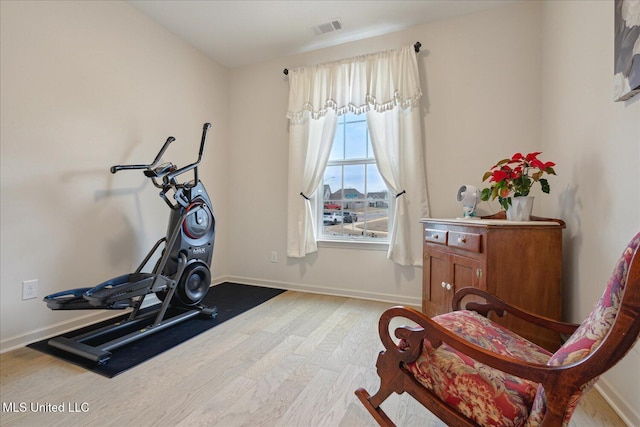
[355,348,410,426]
[355,387,396,427]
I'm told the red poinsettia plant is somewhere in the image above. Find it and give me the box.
[480,152,556,211]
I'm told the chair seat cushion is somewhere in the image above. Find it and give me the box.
[403,310,553,427]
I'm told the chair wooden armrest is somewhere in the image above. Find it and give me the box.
[379,306,556,383]
[452,286,580,336]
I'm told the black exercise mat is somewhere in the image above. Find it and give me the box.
[28,282,285,377]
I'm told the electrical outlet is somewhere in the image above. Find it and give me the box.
[22,279,38,300]
[271,251,278,263]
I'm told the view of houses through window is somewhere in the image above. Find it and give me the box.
[319,113,390,241]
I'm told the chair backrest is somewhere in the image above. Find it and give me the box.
[526,232,640,426]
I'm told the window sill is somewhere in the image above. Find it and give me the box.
[317,239,389,251]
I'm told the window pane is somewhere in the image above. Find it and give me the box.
[345,120,367,159]
[367,132,374,158]
[330,122,344,160]
[323,165,342,203]
[344,112,360,122]
[367,164,387,193]
[344,164,365,197]
[362,203,389,239]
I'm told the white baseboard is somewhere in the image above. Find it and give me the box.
[0,293,163,354]
[219,274,422,309]
[595,378,639,427]
[0,311,124,354]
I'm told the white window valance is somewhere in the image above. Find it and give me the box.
[286,44,422,122]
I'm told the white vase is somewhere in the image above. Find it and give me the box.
[506,196,534,221]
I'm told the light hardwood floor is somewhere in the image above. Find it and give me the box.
[0,291,627,426]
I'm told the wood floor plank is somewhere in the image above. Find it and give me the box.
[275,367,341,427]
[175,375,258,426]
[0,290,627,427]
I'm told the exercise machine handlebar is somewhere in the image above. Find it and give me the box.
[109,123,211,188]
[166,122,211,185]
[110,136,176,174]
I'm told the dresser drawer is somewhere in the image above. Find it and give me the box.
[424,228,447,245]
[448,231,481,253]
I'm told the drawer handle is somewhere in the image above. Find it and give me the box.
[457,237,466,244]
[430,234,439,240]
[441,282,446,288]
[446,283,452,291]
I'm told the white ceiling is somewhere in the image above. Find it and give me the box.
[128,0,513,68]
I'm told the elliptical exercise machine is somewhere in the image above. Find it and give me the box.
[43,123,216,364]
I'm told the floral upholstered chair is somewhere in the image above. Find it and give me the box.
[356,232,640,427]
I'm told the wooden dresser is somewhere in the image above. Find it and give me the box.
[421,216,565,351]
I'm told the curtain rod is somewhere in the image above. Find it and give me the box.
[283,41,421,76]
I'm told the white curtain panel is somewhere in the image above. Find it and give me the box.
[367,106,429,266]
[286,111,337,257]
[286,44,428,264]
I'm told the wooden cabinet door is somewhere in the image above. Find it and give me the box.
[424,248,483,316]
[450,253,484,309]
[450,253,482,291]
[423,245,449,316]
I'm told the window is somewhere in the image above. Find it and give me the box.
[286,44,425,262]
[318,113,390,242]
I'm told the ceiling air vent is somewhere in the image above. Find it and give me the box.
[311,18,343,36]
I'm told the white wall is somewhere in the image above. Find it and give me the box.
[0,1,230,349]
[227,1,543,304]
[541,1,640,425]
